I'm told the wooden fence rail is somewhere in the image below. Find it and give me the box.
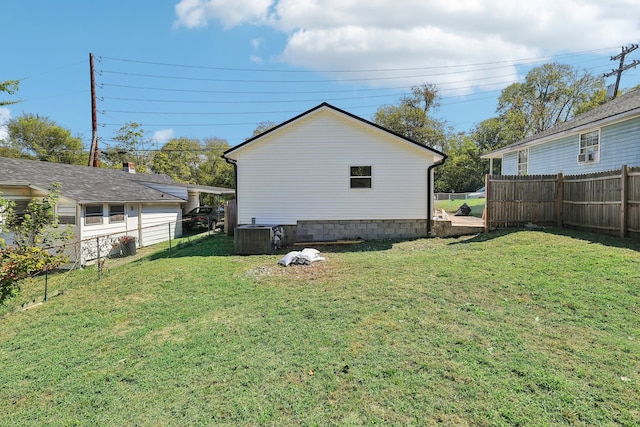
[485,165,640,239]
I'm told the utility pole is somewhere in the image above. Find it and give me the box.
[603,44,640,99]
[88,53,99,167]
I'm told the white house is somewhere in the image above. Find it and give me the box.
[0,157,234,263]
[223,103,446,242]
[482,89,640,175]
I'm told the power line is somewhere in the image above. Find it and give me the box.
[99,47,616,73]
[94,46,632,145]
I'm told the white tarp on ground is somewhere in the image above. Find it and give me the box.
[278,248,325,266]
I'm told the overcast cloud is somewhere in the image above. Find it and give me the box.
[174,0,640,93]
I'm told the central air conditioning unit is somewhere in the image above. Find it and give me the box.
[234,224,284,255]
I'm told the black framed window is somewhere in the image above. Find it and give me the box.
[350,166,372,189]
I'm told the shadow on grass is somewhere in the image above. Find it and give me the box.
[144,233,398,260]
[146,233,236,260]
[447,226,640,252]
[287,239,395,254]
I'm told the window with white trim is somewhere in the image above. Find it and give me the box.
[350,166,372,188]
[109,204,125,223]
[85,205,103,225]
[517,149,528,175]
[578,130,600,164]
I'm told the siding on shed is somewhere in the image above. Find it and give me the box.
[502,116,640,175]
[140,203,181,246]
[233,109,437,225]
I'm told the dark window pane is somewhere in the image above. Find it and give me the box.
[350,166,371,177]
[351,178,372,188]
[109,204,125,223]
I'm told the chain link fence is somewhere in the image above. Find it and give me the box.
[4,219,220,313]
[434,192,485,214]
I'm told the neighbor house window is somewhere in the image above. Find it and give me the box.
[109,204,125,223]
[85,204,103,225]
[578,130,600,163]
[9,199,30,225]
[517,149,528,175]
[58,215,76,225]
[350,166,372,188]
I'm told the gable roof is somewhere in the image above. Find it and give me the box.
[223,102,446,160]
[0,157,233,203]
[482,88,640,158]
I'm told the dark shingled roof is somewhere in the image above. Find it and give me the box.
[0,157,185,203]
[483,89,640,157]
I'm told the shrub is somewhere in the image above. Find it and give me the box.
[0,185,71,303]
[0,246,67,302]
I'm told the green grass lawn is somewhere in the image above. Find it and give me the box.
[1,229,639,426]
[434,197,486,217]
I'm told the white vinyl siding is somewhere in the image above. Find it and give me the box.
[232,110,437,224]
[140,204,181,246]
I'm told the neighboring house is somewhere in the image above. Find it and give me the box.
[223,103,446,242]
[482,88,640,175]
[0,157,234,262]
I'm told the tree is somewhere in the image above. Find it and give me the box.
[496,63,605,142]
[472,117,512,153]
[6,113,86,164]
[103,122,152,172]
[199,138,234,187]
[0,80,21,106]
[374,83,447,149]
[196,138,235,205]
[252,121,277,137]
[151,137,203,183]
[573,88,608,116]
[434,134,485,193]
[469,63,605,158]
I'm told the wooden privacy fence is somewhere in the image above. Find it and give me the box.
[485,165,640,238]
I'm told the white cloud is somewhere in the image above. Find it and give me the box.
[174,0,274,29]
[0,108,11,142]
[151,129,175,145]
[174,0,640,91]
[251,37,263,49]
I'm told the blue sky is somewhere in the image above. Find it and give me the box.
[3,1,640,153]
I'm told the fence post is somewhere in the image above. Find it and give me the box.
[556,172,564,227]
[484,174,490,233]
[168,223,172,253]
[621,165,628,238]
[96,236,101,279]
